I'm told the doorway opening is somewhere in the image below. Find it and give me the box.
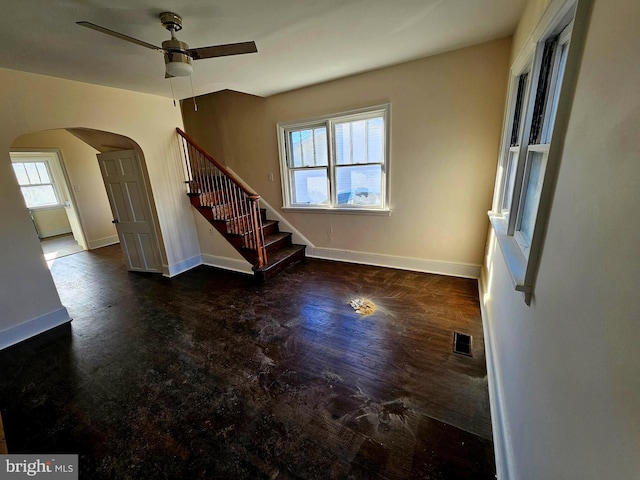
[10,149,87,265]
[10,128,164,273]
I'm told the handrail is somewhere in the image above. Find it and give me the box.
[177,127,266,268]
[176,127,258,198]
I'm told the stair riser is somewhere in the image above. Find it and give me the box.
[182,131,305,282]
[265,235,292,255]
[261,221,279,237]
[254,247,305,282]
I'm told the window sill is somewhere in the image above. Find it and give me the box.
[282,207,392,216]
[28,204,66,212]
[488,213,533,302]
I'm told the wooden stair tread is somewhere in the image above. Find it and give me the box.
[253,244,305,272]
[182,133,304,281]
[262,220,278,229]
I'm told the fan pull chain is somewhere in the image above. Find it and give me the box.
[169,77,176,107]
[190,75,198,111]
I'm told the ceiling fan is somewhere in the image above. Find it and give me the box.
[77,12,257,78]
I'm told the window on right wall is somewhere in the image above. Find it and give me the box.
[489,1,583,305]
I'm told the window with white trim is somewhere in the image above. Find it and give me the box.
[489,2,579,304]
[278,105,390,212]
[513,24,572,254]
[11,155,64,209]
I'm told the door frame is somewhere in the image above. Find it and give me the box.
[10,148,88,250]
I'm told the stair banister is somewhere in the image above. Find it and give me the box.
[176,127,267,268]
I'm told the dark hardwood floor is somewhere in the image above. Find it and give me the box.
[0,245,494,479]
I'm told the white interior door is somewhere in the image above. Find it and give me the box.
[97,150,162,273]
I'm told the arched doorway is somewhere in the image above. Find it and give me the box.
[10,127,163,273]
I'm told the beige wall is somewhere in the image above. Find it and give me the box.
[483,0,640,478]
[31,208,71,238]
[511,0,553,62]
[0,68,198,348]
[12,129,116,246]
[183,37,511,271]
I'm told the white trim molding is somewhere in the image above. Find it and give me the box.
[488,0,591,305]
[39,226,73,238]
[478,273,516,480]
[277,103,391,213]
[0,307,72,351]
[162,255,202,278]
[88,235,119,250]
[308,247,481,279]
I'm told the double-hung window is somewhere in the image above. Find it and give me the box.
[514,24,572,253]
[11,154,64,209]
[278,104,390,213]
[490,1,579,304]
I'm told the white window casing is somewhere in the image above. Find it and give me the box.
[488,0,589,305]
[10,152,66,210]
[277,104,391,215]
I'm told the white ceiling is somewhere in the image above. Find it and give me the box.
[3,0,526,100]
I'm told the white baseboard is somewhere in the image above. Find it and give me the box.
[221,168,480,279]
[0,307,72,351]
[39,227,73,238]
[201,254,253,275]
[308,247,481,279]
[88,235,120,250]
[162,255,202,278]
[478,272,515,480]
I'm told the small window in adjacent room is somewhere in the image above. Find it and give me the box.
[11,155,63,209]
[277,104,390,213]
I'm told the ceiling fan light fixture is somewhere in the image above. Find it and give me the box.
[165,52,193,77]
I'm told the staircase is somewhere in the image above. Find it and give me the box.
[177,128,305,282]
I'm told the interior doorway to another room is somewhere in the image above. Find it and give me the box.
[10,128,164,274]
[10,150,87,265]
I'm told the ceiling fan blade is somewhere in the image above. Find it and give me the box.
[189,41,257,60]
[76,21,164,53]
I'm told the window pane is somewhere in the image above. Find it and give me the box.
[367,117,384,163]
[12,163,29,185]
[291,169,328,205]
[301,130,315,167]
[502,150,519,212]
[21,185,58,208]
[529,40,556,144]
[511,73,529,147]
[336,116,385,165]
[36,162,51,184]
[518,152,545,244]
[24,162,41,184]
[289,128,327,168]
[351,120,366,164]
[335,122,352,165]
[545,42,569,143]
[336,165,382,207]
[290,131,302,167]
[313,128,328,166]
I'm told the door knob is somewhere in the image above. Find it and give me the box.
[112,219,119,224]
